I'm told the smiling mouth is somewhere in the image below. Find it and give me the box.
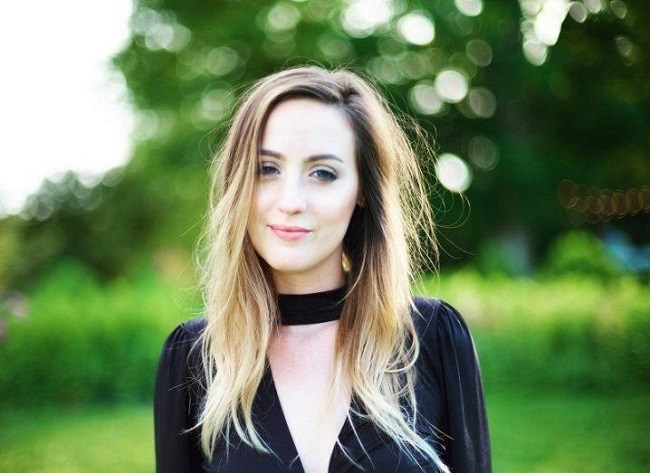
[268,225,311,241]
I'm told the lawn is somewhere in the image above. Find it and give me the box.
[1,389,648,472]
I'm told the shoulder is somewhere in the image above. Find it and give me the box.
[179,317,207,337]
[158,317,207,371]
[410,296,477,356]
[162,317,207,347]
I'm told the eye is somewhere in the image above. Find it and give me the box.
[311,168,338,182]
[258,162,280,176]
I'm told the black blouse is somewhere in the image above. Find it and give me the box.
[154,295,491,472]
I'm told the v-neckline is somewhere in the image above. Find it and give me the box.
[262,362,354,473]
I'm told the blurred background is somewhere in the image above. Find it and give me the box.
[1,0,648,471]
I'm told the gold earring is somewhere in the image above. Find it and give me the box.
[358,196,366,207]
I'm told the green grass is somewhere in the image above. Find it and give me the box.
[488,388,650,473]
[0,405,153,473]
[1,389,648,472]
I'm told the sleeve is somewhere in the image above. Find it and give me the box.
[417,298,492,473]
[154,323,204,473]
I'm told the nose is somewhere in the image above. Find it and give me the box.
[277,175,307,214]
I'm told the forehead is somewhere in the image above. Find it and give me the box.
[261,98,356,162]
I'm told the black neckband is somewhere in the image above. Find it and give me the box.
[277,285,347,325]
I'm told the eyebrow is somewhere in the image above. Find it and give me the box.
[259,148,344,164]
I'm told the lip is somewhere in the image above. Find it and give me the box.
[269,224,311,241]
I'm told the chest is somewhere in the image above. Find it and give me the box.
[199,336,446,473]
[267,326,351,473]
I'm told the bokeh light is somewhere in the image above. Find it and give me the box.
[610,0,628,19]
[342,0,395,38]
[468,87,497,118]
[466,39,492,67]
[398,51,429,80]
[206,47,240,77]
[533,2,565,45]
[434,69,469,103]
[583,0,605,14]
[557,180,650,225]
[132,7,191,52]
[523,38,548,66]
[409,82,445,115]
[318,33,352,59]
[397,11,435,46]
[518,0,570,65]
[615,36,636,64]
[196,87,233,124]
[436,153,473,192]
[368,56,403,84]
[455,0,484,17]
[265,1,301,32]
[468,136,499,170]
[568,2,588,22]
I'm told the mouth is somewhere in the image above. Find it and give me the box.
[268,224,312,241]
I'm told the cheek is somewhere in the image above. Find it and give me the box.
[250,190,270,221]
[247,193,266,243]
[320,195,358,233]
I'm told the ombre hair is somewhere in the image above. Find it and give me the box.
[195,66,444,471]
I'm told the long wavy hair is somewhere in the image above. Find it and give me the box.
[195,66,444,471]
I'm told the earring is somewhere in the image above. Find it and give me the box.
[357,196,366,207]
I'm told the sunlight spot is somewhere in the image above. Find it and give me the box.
[266,1,301,32]
[435,69,469,103]
[468,88,497,118]
[342,0,395,38]
[454,0,484,17]
[436,153,472,193]
[568,1,588,22]
[523,38,548,65]
[397,11,435,46]
[409,82,444,115]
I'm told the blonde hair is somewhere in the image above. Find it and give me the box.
[195,66,445,471]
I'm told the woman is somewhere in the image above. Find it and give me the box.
[155,66,491,472]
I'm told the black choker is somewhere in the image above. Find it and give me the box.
[277,286,347,325]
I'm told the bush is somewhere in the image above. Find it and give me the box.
[0,260,201,406]
[1,261,648,408]
[418,268,650,393]
[542,230,621,280]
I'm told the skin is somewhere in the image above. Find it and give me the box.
[247,97,360,295]
[246,98,359,472]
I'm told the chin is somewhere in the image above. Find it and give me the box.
[264,258,313,275]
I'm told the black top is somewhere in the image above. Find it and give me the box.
[154,295,491,472]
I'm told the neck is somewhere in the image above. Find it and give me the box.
[273,269,346,295]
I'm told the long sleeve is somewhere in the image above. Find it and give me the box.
[415,297,492,473]
[154,321,205,473]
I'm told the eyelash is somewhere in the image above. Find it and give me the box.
[257,164,338,182]
[259,164,279,176]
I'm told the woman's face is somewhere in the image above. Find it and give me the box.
[247,98,360,292]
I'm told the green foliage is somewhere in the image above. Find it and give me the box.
[2,261,649,408]
[0,169,205,292]
[2,0,648,295]
[475,232,533,277]
[543,230,621,279]
[418,268,650,392]
[0,260,200,406]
